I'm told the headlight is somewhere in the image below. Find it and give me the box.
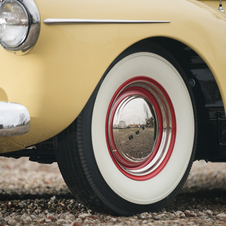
[0,0,40,55]
[0,1,28,48]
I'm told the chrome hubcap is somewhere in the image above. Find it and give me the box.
[106,76,176,181]
[112,96,158,162]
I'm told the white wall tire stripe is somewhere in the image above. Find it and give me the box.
[92,52,194,204]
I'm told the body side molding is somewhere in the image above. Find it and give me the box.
[44,18,171,24]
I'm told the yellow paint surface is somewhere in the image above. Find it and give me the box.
[1,0,226,152]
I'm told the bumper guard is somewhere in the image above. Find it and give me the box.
[0,102,30,136]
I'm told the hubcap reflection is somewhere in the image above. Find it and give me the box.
[106,77,176,181]
[113,96,157,161]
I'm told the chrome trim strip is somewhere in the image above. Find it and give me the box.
[44,18,170,24]
[0,102,30,137]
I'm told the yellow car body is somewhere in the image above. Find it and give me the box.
[0,0,225,152]
[1,0,226,215]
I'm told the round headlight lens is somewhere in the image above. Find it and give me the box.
[0,0,29,48]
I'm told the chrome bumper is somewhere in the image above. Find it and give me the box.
[0,102,30,136]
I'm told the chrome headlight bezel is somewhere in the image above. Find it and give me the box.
[0,0,40,55]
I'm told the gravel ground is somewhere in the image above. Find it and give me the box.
[0,158,226,225]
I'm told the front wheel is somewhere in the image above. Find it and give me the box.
[55,45,197,215]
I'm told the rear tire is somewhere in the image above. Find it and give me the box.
[55,44,197,215]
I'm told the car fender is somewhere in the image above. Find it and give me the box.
[1,0,226,149]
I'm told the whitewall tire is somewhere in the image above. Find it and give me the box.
[55,44,197,215]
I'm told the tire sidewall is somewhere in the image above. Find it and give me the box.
[82,46,196,214]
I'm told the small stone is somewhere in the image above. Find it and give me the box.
[50,196,56,201]
[72,222,82,226]
[15,223,21,226]
[139,212,149,219]
[175,211,183,218]
[48,216,54,221]
[4,216,12,222]
[26,209,31,214]
[184,210,197,218]
[206,210,213,215]
[8,219,17,225]
[153,214,166,220]
[12,215,21,221]
[34,209,41,214]
[84,218,95,224]
[78,213,91,218]
[75,218,83,224]
[110,217,117,222]
[90,215,98,220]
[65,214,75,221]
[56,219,66,224]
[59,213,67,219]
[217,213,226,220]
[23,216,32,224]
[38,218,45,223]
[198,211,205,217]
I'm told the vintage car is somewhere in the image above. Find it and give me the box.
[0,0,226,216]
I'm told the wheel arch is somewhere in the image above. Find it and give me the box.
[121,37,224,161]
[55,43,198,215]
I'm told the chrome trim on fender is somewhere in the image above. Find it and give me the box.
[0,102,30,137]
[44,18,170,24]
